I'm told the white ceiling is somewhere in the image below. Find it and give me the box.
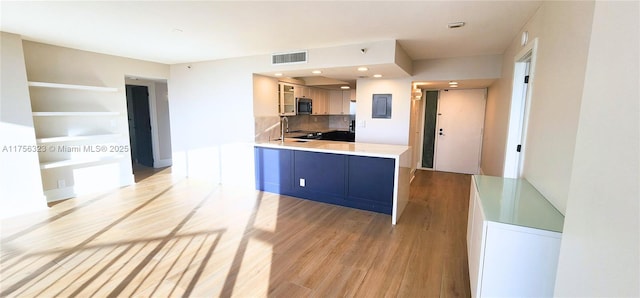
[0,1,541,87]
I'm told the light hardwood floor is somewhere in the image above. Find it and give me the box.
[1,168,471,297]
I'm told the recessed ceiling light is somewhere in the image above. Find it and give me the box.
[449,84,459,88]
[274,73,283,77]
[447,22,465,29]
[341,86,350,89]
[449,81,458,85]
[373,74,383,78]
[312,70,322,74]
[357,67,369,72]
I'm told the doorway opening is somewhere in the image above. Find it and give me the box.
[125,77,173,182]
[504,38,538,178]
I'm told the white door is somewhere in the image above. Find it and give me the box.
[434,89,486,174]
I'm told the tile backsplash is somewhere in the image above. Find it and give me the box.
[329,115,355,130]
[288,115,355,132]
[287,115,328,131]
[254,115,356,142]
[254,116,281,142]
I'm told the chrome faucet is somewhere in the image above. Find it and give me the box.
[280,116,289,143]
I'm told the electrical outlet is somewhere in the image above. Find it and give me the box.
[300,178,305,187]
[57,179,66,188]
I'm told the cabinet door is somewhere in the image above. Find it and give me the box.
[481,224,561,297]
[310,88,320,115]
[468,189,486,298]
[313,88,328,115]
[254,147,292,194]
[279,83,296,115]
[346,155,394,213]
[341,91,351,115]
[293,150,346,201]
[295,85,310,98]
[303,86,311,98]
[319,89,329,115]
[329,90,343,114]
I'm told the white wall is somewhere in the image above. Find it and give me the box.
[481,1,595,213]
[253,74,279,118]
[168,57,259,186]
[554,1,639,296]
[412,54,502,81]
[352,54,502,148]
[355,78,412,145]
[0,32,46,219]
[154,82,173,162]
[347,54,502,151]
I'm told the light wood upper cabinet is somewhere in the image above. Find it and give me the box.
[278,83,351,115]
[312,88,328,115]
[294,85,310,99]
[320,89,329,115]
[342,90,352,114]
[304,86,311,98]
[329,90,355,115]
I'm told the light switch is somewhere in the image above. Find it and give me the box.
[358,120,366,128]
[300,178,305,187]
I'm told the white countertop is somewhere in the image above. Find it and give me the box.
[255,139,410,159]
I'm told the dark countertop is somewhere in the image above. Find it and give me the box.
[285,130,355,142]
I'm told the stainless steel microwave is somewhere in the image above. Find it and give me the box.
[296,98,312,115]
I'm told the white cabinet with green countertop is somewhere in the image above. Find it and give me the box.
[467,175,564,298]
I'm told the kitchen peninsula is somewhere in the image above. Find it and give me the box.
[254,140,411,224]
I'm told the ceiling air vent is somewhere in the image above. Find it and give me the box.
[272,51,308,65]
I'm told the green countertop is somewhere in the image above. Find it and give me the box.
[473,175,564,233]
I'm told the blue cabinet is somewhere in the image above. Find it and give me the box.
[293,150,346,204]
[254,147,292,194]
[347,155,394,213]
[254,146,395,215]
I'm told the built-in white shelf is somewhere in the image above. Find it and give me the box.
[36,134,122,144]
[28,81,118,92]
[32,112,120,117]
[40,154,125,170]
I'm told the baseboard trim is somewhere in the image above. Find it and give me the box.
[45,175,135,202]
[44,187,77,202]
[154,158,172,168]
[122,174,135,186]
